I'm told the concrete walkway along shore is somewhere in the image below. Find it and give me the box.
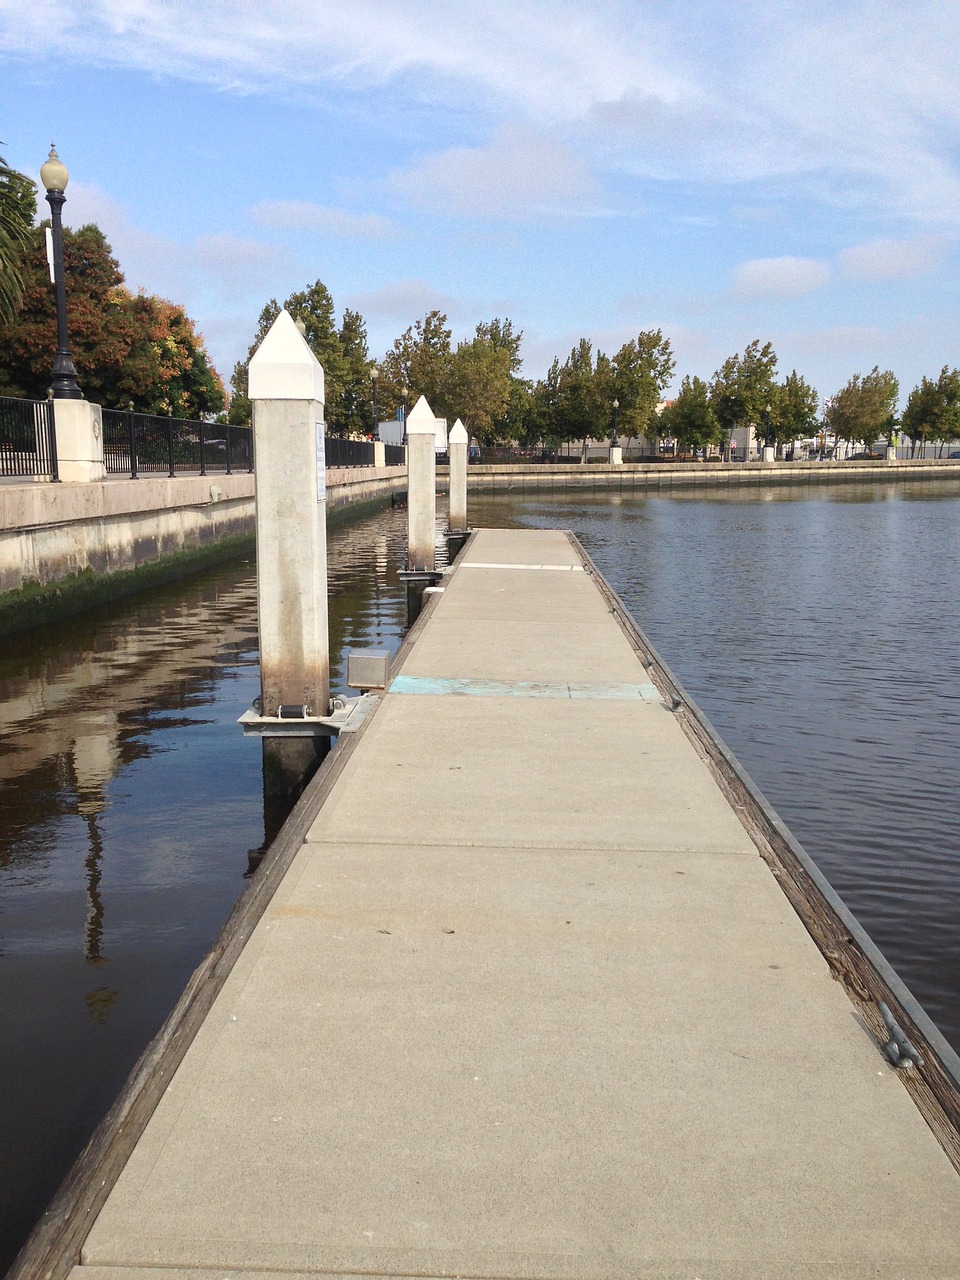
[58,528,960,1279]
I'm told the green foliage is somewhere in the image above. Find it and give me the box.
[660,376,719,452]
[609,330,675,438]
[332,307,371,436]
[771,370,819,446]
[0,152,36,324]
[900,366,960,453]
[826,367,899,448]
[447,324,515,443]
[0,221,224,414]
[710,339,779,443]
[378,310,454,420]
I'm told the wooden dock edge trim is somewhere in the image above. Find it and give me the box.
[6,697,384,1280]
[387,530,477,679]
[568,531,960,1175]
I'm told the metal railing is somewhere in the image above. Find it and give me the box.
[384,443,406,466]
[101,409,253,478]
[325,436,376,468]
[0,396,59,481]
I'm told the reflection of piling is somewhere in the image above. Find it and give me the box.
[248,311,331,794]
[401,394,442,625]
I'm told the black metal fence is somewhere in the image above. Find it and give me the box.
[384,443,406,466]
[101,409,253,478]
[325,436,375,467]
[0,396,59,481]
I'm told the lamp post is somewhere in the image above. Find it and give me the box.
[400,385,409,445]
[762,401,775,462]
[610,398,620,449]
[370,365,379,437]
[40,145,82,399]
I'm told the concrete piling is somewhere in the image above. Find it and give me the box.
[405,394,437,572]
[248,309,330,791]
[448,418,468,533]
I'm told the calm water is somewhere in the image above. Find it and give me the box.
[2,481,959,1271]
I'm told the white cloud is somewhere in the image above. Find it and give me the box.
[5,3,960,223]
[249,201,397,239]
[391,126,602,218]
[732,256,830,301]
[837,235,949,282]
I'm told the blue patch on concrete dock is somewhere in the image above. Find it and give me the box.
[388,675,662,701]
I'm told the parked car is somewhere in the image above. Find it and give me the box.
[847,450,884,460]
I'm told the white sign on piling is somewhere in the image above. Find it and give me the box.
[248,309,330,721]
[406,394,438,572]
[448,417,468,534]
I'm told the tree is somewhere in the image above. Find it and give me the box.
[447,326,514,444]
[228,298,280,424]
[710,339,778,455]
[661,376,720,454]
[556,339,608,449]
[900,366,960,457]
[378,310,453,420]
[825,367,898,452]
[331,307,371,437]
[0,220,224,413]
[0,152,35,323]
[610,330,675,439]
[117,296,225,417]
[771,370,819,449]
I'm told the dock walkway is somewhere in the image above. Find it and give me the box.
[73,529,960,1280]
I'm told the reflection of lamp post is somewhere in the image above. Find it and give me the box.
[40,145,82,399]
[610,398,620,448]
[400,385,409,445]
[370,365,379,437]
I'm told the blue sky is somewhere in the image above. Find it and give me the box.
[2,0,959,409]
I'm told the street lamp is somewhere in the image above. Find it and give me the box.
[764,401,773,448]
[400,385,409,445]
[40,144,82,399]
[610,398,620,449]
[370,365,379,437]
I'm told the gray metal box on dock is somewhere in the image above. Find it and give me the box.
[347,648,391,690]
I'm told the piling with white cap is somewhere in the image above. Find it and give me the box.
[448,417,468,534]
[406,394,438,572]
[248,310,330,790]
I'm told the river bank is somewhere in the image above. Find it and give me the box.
[457,455,960,494]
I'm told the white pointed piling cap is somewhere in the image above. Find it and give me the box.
[405,394,436,434]
[449,418,468,445]
[248,309,324,402]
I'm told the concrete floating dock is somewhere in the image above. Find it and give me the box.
[60,530,960,1279]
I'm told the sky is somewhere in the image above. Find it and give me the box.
[2,0,959,408]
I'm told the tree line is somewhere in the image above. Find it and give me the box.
[1,151,958,448]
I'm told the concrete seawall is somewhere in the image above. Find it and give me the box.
[0,465,406,595]
[453,457,960,494]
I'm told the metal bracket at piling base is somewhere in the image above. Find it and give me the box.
[238,692,379,738]
[399,567,443,625]
[446,529,470,561]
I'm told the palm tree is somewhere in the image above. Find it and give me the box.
[0,150,36,324]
